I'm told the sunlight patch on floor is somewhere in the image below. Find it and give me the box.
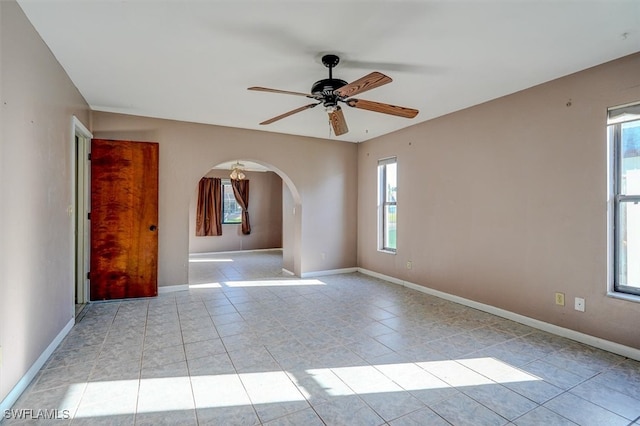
[189,279,326,289]
[68,358,540,418]
[223,279,326,288]
[188,258,234,263]
[71,372,308,418]
[308,358,541,396]
[188,282,223,289]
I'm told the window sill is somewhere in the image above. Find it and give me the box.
[378,249,397,255]
[607,291,640,304]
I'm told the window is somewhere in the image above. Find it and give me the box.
[378,157,397,252]
[609,102,640,297]
[222,179,242,224]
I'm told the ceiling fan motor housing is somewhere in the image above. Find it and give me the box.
[312,54,348,108]
[311,78,347,107]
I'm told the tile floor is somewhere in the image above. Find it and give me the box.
[6,250,640,425]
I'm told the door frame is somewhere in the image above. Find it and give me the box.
[71,116,92,309]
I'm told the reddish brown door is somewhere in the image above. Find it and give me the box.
[90,139,159,300]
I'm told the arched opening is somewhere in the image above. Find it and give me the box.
[187,158,302,278]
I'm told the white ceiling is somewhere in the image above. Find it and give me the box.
[17,0,640,143]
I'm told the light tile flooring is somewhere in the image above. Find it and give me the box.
[7,250,640,425]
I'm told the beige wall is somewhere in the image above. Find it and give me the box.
[282,182,296,273]
[91,112,358,285]
[0,0,91,404]
[188,169,283,253]
[358,53,640,349]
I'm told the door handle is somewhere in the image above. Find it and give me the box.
[149,225,157,231]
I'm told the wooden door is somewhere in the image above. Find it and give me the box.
[90,139,159,300]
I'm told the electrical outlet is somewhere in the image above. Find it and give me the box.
[406,261,412,270]
[555,292,565,306]
[575,297,585,312]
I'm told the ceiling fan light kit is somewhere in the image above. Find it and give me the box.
[230,162,246,180]
[248,54,419,136]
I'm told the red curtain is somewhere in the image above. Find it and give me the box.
[195,177,222,236]
[231,179,251,235]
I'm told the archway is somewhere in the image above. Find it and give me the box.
[188,158,302,277]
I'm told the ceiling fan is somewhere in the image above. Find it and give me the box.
[248,54,419,136]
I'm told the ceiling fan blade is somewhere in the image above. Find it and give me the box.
[334,72,392,98]
[259,102,320,125]
[248,86,314,98]
[328,107,349,136]
[345,98,419,119]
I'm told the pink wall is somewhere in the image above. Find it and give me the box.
[357,53,640,349]
[91,111,358,284]
[188,170,283,253]
[0,0,91,404]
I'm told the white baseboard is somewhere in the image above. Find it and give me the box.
[0,318,75,415]
[190,248,283,256]
[158,284,189,294]
[301,267,359,278]
[358,268,640,362]
[357,268,404,286]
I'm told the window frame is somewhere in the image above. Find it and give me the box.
[221,179,242,225]
[378,157,397,253]
[608,102,640,299]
